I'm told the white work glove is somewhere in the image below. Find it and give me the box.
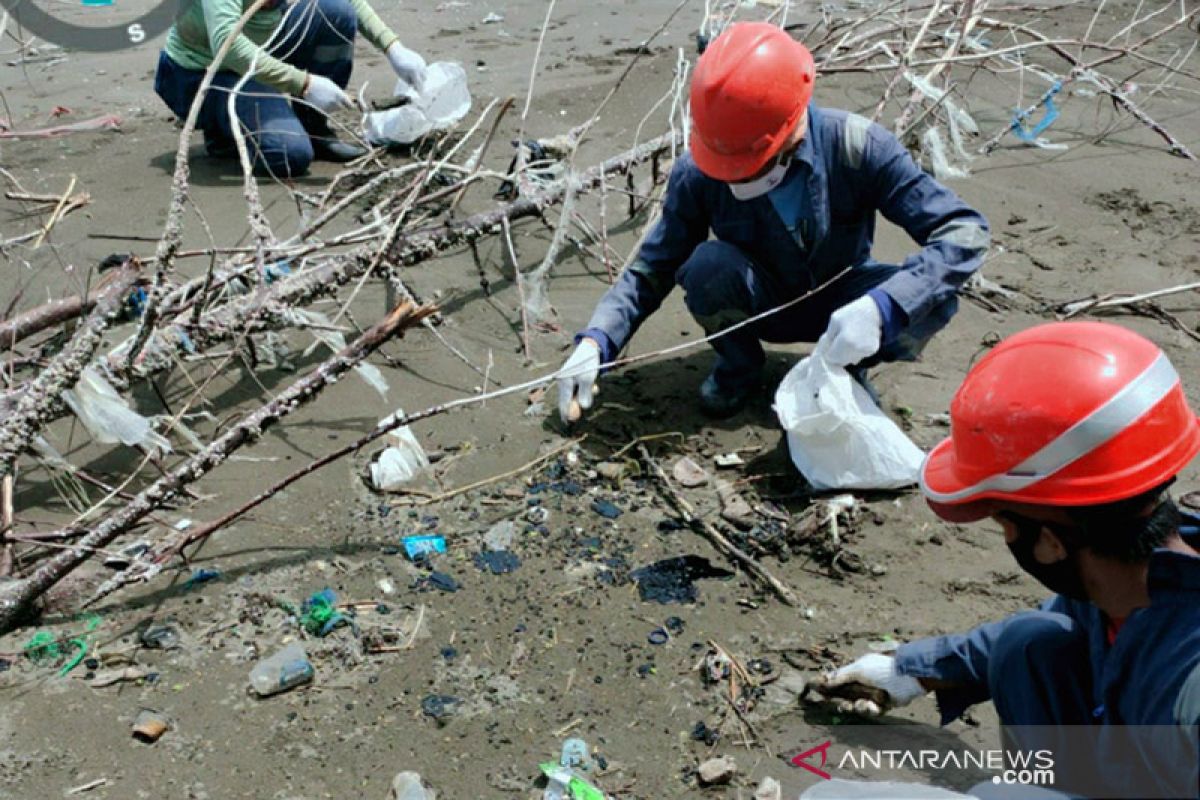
[817,294,883,367]
[557,340,600,424]
[386,41,427,94]
[817,653,926,717]
[302,74,353,113]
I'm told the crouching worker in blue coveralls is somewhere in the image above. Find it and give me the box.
[817,322,1200,799]
[555,21,989,422]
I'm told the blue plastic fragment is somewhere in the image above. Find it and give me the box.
[185,567,222,587]
[403,534,446,561]
[1011,81,1063,142]
[262,261,292,284]
[591,499,622,519]
[127,287,148,317]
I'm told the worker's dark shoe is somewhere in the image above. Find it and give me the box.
[204,134,237,159]
[312,136,368,163]
[848,364,882,406]
[698,371,759,419]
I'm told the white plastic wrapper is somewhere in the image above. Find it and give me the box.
[773,351,923,491]
[62,366,172,455]
[369,410,430,491]
[800,779,975,799]
[364,62,472,146]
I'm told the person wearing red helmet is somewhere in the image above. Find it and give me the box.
[557,22,989,421]
[818,322,1200,798]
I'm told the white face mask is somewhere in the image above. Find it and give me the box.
[728,157,790,201]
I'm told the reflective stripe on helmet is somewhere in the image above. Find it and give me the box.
[922,352,1180,503]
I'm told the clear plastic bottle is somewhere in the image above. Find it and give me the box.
[249,642,313,697]
[542,767,573,800]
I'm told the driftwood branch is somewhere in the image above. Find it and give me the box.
[0,300,435,634]
[638,444,801,607]
[0,258,142,475]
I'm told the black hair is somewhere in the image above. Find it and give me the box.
[1051,481,1180,563]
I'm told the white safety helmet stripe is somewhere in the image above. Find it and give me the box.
[922,352,1179,503]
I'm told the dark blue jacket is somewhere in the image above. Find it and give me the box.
[897,519,1200,797]
[580,105,990,361]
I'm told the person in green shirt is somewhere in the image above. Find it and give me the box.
[153,0,426,176]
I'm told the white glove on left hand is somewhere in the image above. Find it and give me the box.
[817,294,883,367]
[386,42,427,93]
[820,653,926,716]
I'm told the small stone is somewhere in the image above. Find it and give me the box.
[484,520,516,551]
[754,776,782,800]
[871,565,888,576]
[698,755,737,786]
[671,456,709,487]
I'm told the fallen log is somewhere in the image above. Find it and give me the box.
[0,258,141,475]
[0,300,436,635]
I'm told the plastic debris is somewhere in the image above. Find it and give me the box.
[714,452,744,468]
[630,556,734,604]
[364,62,472,146]
[426,571,460,592]
[1011,80,1063,144]
[484,520,516,551]
[561,738,593,772]
[102,539,150,569]
[691,721,720,745]
[131,709,170,743]
[755,776,783,800]
[647,628,669,645]
[249,642,314,697]
[538,762,605,800]
[300,589,351,637]
[774,346,923,490]
[377,577,396,595]
[922,126,969,181]
[90,665,151,688]
[391,771,437,800]
[473,550,521,574]
[292,308,390,397]
[371,412,432,491]
[62,367,172,454]
[482,11,504,22]
[403,534,447,561]
[671,456,709,487]
[698,755,737,786]
[590,499,622,519]
[421,693,460,721]
[139,624,181,650]
[184,567,222,588]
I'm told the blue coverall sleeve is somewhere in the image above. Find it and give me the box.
[860,123,990,326]
[580,158,709,360]
[894,596,1077,725]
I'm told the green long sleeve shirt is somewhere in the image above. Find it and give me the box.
[164,0,399,95]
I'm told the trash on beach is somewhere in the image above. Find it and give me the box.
[630,556,734,604]
[774,348,923,490]
[391,771,437,800]
[62,367,171,455]
[403,534,447,561]
[102,540,150,569]
[698,755,737,786]
[300,589,351,637]
[538,762,605,800]
[421,693,461,722]
[370,412,431,491]
[473,550,521,574]
[590,499,621,519]
[249,642,314,697]
[484,520,516,551]
[131,709,170,743]
[139,624,181,650]
[364,62,472,146]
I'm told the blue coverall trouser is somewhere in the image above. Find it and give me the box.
[153,0,356,177]
[675,240,959,389]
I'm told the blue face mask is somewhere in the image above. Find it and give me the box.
[728,156,790,201]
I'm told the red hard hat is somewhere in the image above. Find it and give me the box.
[922,321,1200,523]
[690,22,816,182]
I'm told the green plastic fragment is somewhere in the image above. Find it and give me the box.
[23,631,60,665]
[538,762,605,800]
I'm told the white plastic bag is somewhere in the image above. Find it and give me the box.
[62,366,172,455]
[800,779,975,799]
[364,62,472,146]
[369,410,430,491]
[774,350,923,490]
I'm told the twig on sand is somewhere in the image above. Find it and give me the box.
[1059,281,1200,317]
[639,444,800,607]
[399,437,583,507]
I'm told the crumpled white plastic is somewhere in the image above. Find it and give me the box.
[364,62,472,146]
[773,347,924,491]
[62,366,172,455]
[369,410,430,491]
